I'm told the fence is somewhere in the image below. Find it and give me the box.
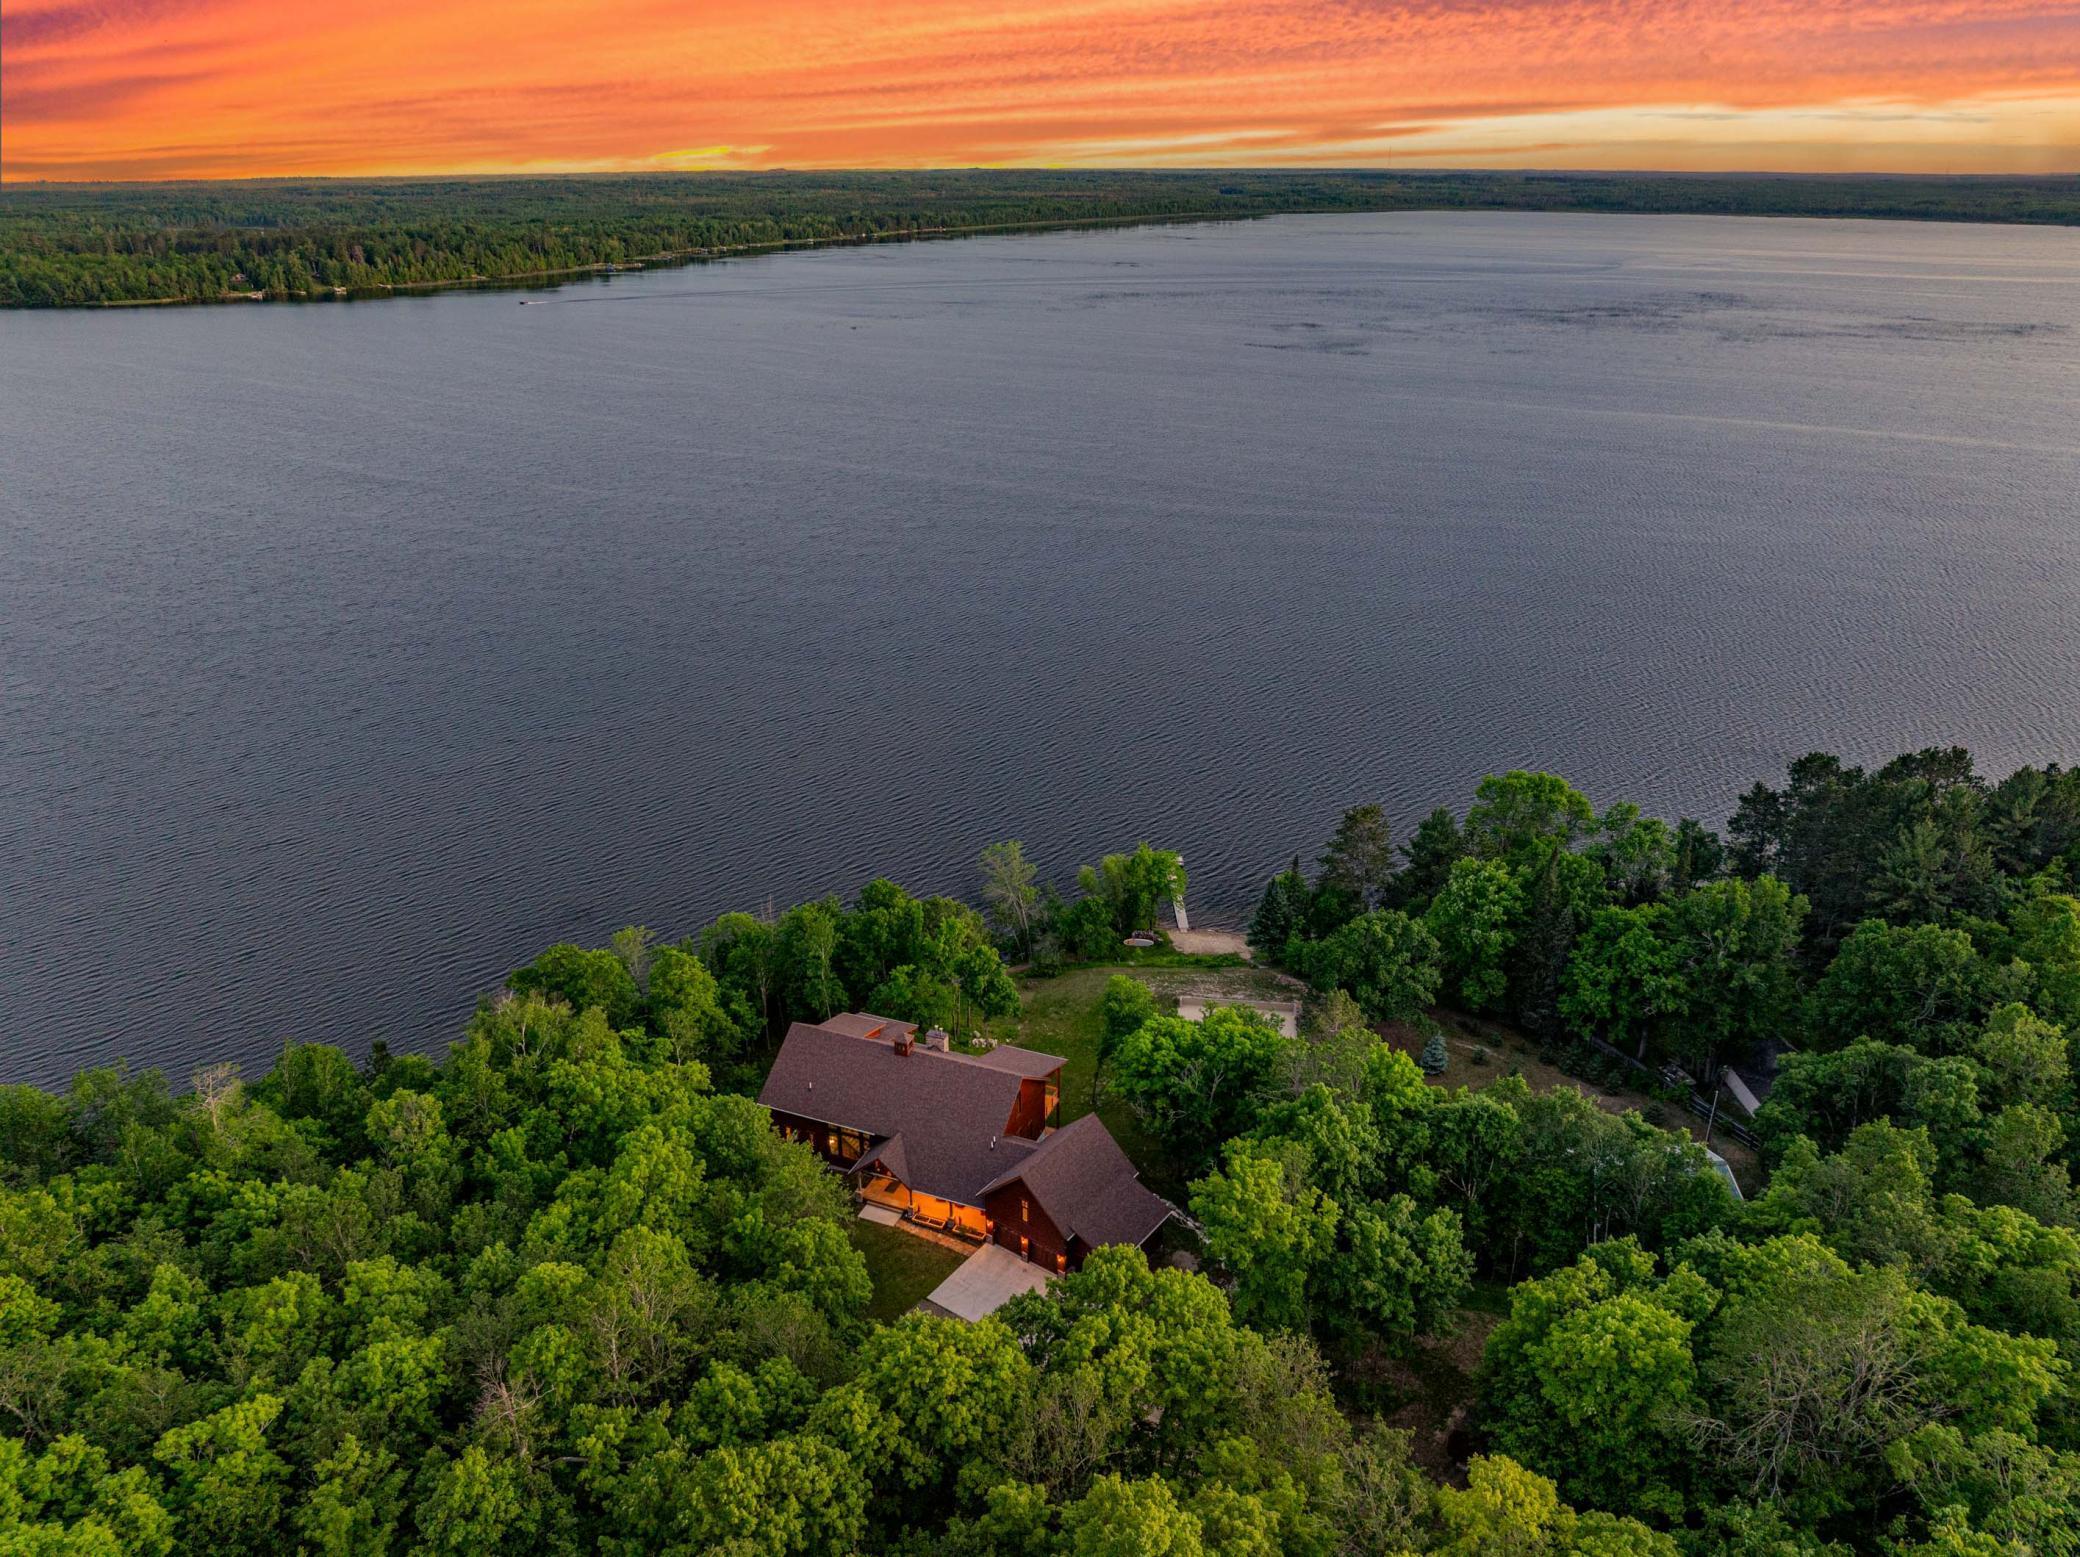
[1566,1028,1762,1151]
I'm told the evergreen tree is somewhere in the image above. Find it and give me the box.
[1247,857,1311,959]
[1395,807,1466,908]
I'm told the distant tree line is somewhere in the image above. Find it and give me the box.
[4,170,2077,307]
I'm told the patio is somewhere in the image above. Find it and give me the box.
[923,1241,1055,1322]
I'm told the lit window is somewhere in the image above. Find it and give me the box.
[1020,1198,1030,1222]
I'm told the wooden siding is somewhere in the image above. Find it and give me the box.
[770,1108,988,1240]
[1005,1076,1058,1139]
[984,1180,1072,1271]
[770,1109,870,1171]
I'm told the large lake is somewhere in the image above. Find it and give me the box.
[4,212,2078,1087]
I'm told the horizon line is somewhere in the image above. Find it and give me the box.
[9,165,2080,191]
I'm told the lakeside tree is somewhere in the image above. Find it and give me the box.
[1246,857,1311,960]
[1425,857,1524,1012]
[1394,806,1467,908]
[1313,803,1398,922]
[1076,845,1187,939]
[1464,771,1598,866]
[979,840,1041,960]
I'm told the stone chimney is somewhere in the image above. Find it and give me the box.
[892,1030,913,1057]
[926,1028,950,1052]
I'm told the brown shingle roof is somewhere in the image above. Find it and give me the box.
[980,1114,1174,1250]
[817,1011,918,1041]
[947,1044,1067,1079]
[758,1020,1037,1204]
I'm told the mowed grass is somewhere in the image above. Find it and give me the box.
[848,1219,966,1322]
[991,961,1304,1202]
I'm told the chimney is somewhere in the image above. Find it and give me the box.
[893,1030,913,1057]
[926,1028,950,1052]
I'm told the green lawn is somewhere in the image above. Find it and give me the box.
[987,961,1304,1203]
[848,1219,966,1322]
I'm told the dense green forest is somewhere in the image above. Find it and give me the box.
[5,748,2080,1553]
[4,170,2078,308]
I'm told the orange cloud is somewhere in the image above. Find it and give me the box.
[2,0,2076,179]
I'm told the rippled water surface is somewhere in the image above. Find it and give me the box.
[5,212,2079,1085]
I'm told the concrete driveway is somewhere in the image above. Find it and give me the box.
[925,1242,1053,1321]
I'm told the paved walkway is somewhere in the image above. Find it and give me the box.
[924,1242,1053,1321]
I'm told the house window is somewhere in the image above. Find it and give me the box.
[1020,1198,1030,1223]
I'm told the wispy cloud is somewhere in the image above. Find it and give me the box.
[2,0,2075,178]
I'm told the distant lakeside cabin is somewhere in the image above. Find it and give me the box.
[758,1012,1172,1272]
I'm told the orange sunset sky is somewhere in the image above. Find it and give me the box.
[3,0,2078,182]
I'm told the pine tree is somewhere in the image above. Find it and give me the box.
[1419,1032,1449,1076]
[1247,856,1312,959]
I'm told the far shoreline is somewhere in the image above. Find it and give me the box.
[7,168,2077,311]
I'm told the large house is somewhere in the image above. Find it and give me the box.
[759,1012,1173,1272]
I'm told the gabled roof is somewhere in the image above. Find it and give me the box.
[853,1134,910,1185]
[981,1114,1174,1250]
[758,1019,1039,1204]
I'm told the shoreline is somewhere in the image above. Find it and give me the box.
[41,208,1295,311]
[11,169,2079,311]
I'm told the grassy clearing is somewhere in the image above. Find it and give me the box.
[995,967,1172,1195]
[848,1219,966,1323]
[991,960,1305,1201]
